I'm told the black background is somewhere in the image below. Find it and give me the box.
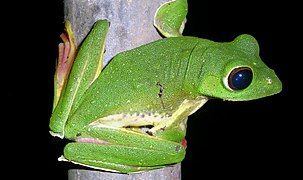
[3,0,298,179]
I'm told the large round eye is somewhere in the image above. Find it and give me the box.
[227,67,253,90]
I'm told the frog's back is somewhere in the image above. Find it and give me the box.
[83,37,209,111]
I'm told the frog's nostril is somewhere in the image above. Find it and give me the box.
[264,73,282,95]
[265,77,273,85]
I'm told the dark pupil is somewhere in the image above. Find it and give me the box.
[228,67,253,90]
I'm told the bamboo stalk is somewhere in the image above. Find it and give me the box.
[64,0,181,179]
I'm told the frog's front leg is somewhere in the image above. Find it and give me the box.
[62,125,186,173]
[149,96,208,141]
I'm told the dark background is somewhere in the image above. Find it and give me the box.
[3,0,298,179]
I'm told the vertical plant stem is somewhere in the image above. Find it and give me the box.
[64,0,181,179]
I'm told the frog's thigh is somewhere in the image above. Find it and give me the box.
[63,142,182,173]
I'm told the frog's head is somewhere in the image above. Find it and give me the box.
[197,34,282,101]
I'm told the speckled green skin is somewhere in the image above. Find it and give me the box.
[50,19,282,173]
[155,0,188,37]
[65,37,204,138]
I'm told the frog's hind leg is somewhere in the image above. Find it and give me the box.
[61,125,185,173]
[63,143,168,173]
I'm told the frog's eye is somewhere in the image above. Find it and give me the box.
[227,67,253,90]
